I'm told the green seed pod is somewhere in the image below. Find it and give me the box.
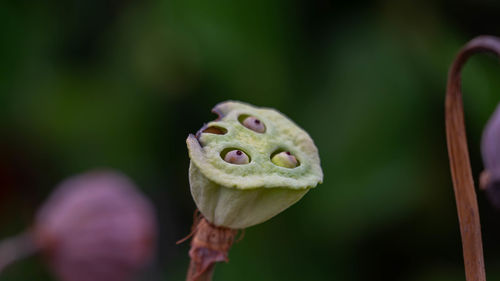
[187,101,323,229]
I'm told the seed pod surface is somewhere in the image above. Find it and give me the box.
[34,170,157,281]
[187,101,323,228]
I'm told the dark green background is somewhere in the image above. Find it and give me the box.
[2,0,500,280]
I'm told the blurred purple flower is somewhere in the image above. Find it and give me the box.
[34,170,157,281]
[482,105,500,208]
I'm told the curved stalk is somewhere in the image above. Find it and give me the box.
[0,232,38,274]
[445,35,500,281]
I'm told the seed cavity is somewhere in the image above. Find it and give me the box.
[238,114,266,133]
[221,148,250,164]
[202,126,227,135]
[271,150,299,168]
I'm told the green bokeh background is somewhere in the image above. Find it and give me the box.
[2,0,500,280]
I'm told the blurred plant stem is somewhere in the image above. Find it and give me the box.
[445,35,500,281]
[0,232,38,274]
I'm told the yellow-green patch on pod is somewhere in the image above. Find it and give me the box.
[186,101,323,229]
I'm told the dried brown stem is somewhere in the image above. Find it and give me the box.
[184,216,238,281]
[446,35,500,281]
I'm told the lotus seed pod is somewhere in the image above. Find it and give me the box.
[187,101,323,229]
[481,105,500,208]
[271,151,299,168]
[34,170,157,281]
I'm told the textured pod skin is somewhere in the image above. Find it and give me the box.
[34,170,157,281]
[481,105,500,208]
[187,101,323,229]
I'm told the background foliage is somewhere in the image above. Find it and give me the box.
[2,0,500,280]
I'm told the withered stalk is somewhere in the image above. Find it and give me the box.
[180,214,238,281]
[446,35,500,281]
